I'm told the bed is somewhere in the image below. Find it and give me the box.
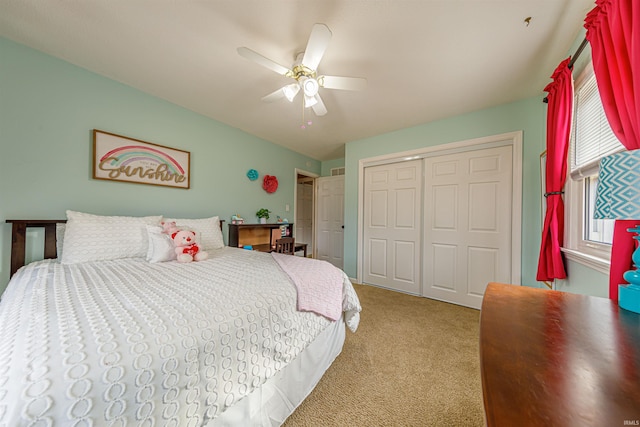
[0,213,361,426]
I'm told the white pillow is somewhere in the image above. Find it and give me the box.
[145,225,177,263]
[61,210,162,264]
[163,216,224,250]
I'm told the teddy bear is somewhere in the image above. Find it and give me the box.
[161,221,180,235]
[171,229,208,262]
[162,221,208,262]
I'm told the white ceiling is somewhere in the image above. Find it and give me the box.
[0,0,595,160]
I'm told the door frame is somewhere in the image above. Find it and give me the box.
[294,168,318,256]
[356,131,522,286]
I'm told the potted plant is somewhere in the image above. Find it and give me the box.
[256,208,271,224]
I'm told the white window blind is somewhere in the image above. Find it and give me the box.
[570,72,623,179]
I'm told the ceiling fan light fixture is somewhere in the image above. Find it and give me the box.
[282,83,300,102]
[304,94,318,108]
[301,77,319,97]
[238,23,365,118]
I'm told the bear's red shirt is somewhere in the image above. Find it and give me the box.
[180,243,200,256]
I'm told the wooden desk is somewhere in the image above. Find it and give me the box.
[480,283,640,426]
[228,223,292,252]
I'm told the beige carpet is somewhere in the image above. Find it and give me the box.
[283,283,485,427]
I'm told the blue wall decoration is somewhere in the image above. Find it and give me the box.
[246,169,259,181]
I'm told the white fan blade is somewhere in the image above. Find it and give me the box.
[318,75,367,91]
[237,47,291,76]
[301,24,332,71]
[311,94,327,116]
[262,87,287,103]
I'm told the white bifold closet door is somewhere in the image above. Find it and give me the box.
[423,145,513,309]
[363,160,422,295]
[362,144,513,309]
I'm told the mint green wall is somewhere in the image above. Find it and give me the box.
[320,158,345,176]
[339,29,608,296]
[0,37,320,293]
[344,94,608,295]
[342,29,609,296]
[0,34,609,298]
[555,262,608,298]
[344,97,549,288]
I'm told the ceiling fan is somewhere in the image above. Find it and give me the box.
[237,23,366,117]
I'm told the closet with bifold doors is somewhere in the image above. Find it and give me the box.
[362,134,519,309]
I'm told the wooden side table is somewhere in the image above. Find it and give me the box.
[480,283,640,426]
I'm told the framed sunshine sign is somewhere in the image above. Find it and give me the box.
[93,129,190,189]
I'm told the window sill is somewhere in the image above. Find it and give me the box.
[561,248,610,275]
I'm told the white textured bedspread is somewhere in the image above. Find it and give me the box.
[0,247,361,426]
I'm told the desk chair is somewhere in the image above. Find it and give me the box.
[275,237,295,255]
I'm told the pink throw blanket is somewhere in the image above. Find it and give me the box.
[271,253,344,321]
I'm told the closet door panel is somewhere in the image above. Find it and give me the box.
[363,160,422,294]
[423,145,512,309]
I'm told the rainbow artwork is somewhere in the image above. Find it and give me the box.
[94,130,190,189]
[101,145,185,175]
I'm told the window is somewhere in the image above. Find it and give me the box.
[564,63,623,268]
[584,175,615,244]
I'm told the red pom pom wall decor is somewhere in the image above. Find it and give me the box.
[262,175,278,193]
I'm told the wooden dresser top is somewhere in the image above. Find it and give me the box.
[480,283,640,426]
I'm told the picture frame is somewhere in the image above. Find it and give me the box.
[93,129,190,189]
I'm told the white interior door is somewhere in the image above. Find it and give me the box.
[316,175,344,268]
[363,160,422,294]
[423,145,512,309]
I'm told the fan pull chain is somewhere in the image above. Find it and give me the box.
[300,98,312,130]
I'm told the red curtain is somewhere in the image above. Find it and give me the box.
[585,0,640,301]
[536,58,573,282]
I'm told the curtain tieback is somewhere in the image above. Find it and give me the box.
[544,191,565,198]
